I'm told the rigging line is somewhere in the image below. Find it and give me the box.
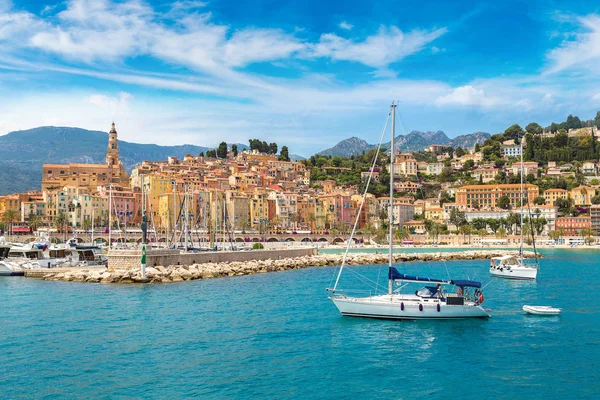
[524,195,540,268]
[344,266,389,292]
[329,109,392,291]
[443,259,451,282]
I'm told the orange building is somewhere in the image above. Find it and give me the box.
[456,184,539,209]
[556,216,591,235]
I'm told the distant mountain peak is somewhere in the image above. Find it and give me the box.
[317,137,372,157]
[316,131,491,157]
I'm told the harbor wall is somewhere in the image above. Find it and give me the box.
[108,247,318,270]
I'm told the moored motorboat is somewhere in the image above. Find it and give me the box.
[523,305,561,315]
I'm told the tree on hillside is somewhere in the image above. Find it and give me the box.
[471,217,487,231]
[497,195,511,210]
[504,124,525,141]
[525,122,543,135]
[591,195,600,205]
[555,131,568,147]
[533,196,546,205]
[269,142,278,155]
[232,144,238,157]
[554,197,574,215]
[486,218,500,233]
[206,149,216,158]
[217,142,228,158]
[594,111,600,129]
[474,143,481,152]
[439,191,455,206]
[462,159,475,171]
[566,114,582,130]
[455,147,466,158]
[279,146,290,162]
[524,133,535,160]
[449,208,467,227]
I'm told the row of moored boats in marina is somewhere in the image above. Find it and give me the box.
[0,236,107,276]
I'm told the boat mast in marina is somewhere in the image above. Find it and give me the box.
[329,102,490,320]
[388,102,395,296]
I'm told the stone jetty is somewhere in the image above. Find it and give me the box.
[39,250,540,284]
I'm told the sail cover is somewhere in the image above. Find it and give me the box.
[389,267,449,284]
[450,279,481,288]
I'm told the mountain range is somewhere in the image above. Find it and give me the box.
[317,131,491,157]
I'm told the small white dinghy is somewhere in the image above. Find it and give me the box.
[523,305,561,315]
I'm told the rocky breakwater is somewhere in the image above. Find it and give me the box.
[40,250,540,284]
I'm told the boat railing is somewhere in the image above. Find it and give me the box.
[329,289,378,298]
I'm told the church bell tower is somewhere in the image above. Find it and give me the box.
[106,122,120,167]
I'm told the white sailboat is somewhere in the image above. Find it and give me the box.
[328,103,491,320]
[489,136,539,280]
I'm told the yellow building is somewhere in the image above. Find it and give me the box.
[570,186,596,206]
[543,188,568,206]
[140,174,173,219]
[425,207,443,221]
[249,192,269,230]
[473,167,499,183]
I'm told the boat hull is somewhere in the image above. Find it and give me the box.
[331,295,490,320]
[490,265,537,280]
[0,263,25,276]
[523,305,561,315]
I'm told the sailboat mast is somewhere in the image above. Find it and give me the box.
[184,185,189,251]
[388,102,396,296]
[520,136,524,258]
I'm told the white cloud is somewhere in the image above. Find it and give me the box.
[87,91,133,110]
[435,85,501,107]
[339,21,353,30]
[311,26,447,68]
[546,14,600,74]
[171,1,207,11]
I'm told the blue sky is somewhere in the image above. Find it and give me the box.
[1,0,600,156]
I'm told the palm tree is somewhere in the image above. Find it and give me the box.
[495,228,507,239]
[394,227,410,242]
[459,224,472,244]
[580,227,595,245]
[54,211,67,233]
[82,218,92,232]
[306,213,316,231]
[426,221,440,242]
[556,227,566,244]
[28,214,42,232]
[289,213,298,230]
[2,209,19,236]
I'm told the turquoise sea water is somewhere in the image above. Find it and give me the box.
[1,249,599,399]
